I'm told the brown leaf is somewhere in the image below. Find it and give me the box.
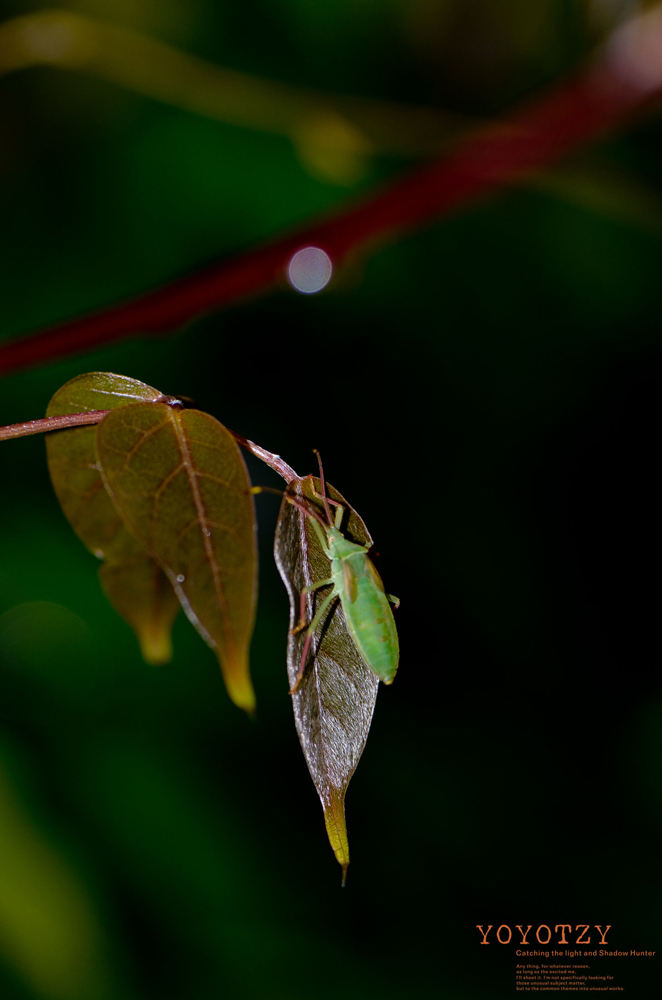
[273,476,379,881]
[97,555,179,665]
[46,373,180,664]
[96,402,258,712]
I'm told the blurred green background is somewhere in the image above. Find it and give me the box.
[1,1,661,997]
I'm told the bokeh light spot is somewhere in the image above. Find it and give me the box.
[287,246,332,294]
[0,601,93,688]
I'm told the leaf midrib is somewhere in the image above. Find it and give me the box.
[169,411,234,658]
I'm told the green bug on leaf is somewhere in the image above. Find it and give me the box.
[283,452,400,693]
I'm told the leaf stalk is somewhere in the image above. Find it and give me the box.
[0,410,111,441]
[0,409,299,482]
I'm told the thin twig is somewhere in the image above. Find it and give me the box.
[0,410,110,441]
[1,6,662,376]
[226,433,298,483]
[0,407,300,482]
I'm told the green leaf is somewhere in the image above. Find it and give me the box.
[46,373,180,665]
[96,402,258,713]
[273,476,379,880]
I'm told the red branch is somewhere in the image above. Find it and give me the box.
[1,9,661,376]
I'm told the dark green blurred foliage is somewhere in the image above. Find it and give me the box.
[1,1,661,997]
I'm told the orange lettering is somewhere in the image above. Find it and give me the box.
[477,925,493,945]
[576,925,591,944]
[497,925,512,944]
[555,925,572,944]
[516,925,533,945]
[536,925,552,944]
[595,925,611,945]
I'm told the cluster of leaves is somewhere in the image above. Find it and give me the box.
[42,372,391,878]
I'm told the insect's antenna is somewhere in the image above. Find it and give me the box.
[313,448,333,526]
[286,495,329,529]
[251,486,329,530]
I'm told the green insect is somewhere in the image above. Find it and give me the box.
[284,452,400,693]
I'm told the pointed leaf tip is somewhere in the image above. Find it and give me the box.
[222,654,257,715]
[139,630,173,666]
[99,556,178,666]
[323,787,350,876]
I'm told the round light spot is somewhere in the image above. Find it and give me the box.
[0,601,92,687]
[287,247,332,294]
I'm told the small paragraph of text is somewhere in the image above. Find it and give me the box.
[515,963,623,991]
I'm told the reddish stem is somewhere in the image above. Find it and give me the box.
[0,408,299,482]
[229,432,298,482]
[0,410,110,441]
[1,10,661,376]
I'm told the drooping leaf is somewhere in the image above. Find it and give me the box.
[96,402,258,713]
[97,555,180,666]
[46,372,181,665]
[273,476,380,880]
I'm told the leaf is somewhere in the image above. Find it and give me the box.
[46,372,181,665]
[273,476,380,881]
[97,555,180,666]
[96,402,258,713]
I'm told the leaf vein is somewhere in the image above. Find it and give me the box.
[117,417,171,471]
[169,414,232,654]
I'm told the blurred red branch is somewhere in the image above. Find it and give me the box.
[1,7,661,376]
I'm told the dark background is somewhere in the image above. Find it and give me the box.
[0,1,661,997]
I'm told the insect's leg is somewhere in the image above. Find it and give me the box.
[290,578,334,634]
[308,515,332,557]
[290,591,337,694]
[309,478,344,509]
[387,594,400,610]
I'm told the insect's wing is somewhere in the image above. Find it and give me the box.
[274,476,379,879]
[342,559,359,603]
[365,556,386,593]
